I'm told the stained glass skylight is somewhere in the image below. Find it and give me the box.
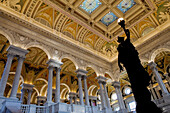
[101,12,118,26]
[117,0,136,13]
[80,0,102,14]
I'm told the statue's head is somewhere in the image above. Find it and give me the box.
[117,36,124,43]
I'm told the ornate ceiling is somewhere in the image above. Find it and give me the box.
[0,0,169,59]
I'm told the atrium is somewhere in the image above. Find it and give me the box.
[0,0,169,113]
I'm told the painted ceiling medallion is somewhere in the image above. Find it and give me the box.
[117,0,136,13]
[80,0,102,14]
[101,12,118,26]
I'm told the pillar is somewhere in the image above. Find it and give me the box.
[27,89,33,105]
[148,61,169,96]
[148,61,170,103]
[113,81,127,113]
[20,88,26,104]
[98,81,106,109]
[37,96,46,106]
[0,53,15,96]
[83,75,90,106]
[103,82,111,108]
[76,69,86,106]
[55,66,62,103]
[10,57,25,99]
[77,75,84,105]
[47,65,53,103]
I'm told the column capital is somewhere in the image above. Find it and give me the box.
[7,45,29,58]
[75,69,88,76]
[96,76,107,83]
[21,83,34,90]
[47,59,63,68]
[112,81,121,88]
[148,61,157,70]
[37,96,47,101]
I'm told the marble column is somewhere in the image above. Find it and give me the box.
[55,66,62,103]
[27,89,33,105]
[0,45,28,97]
[96,76,107,110]
[103,82,111,108]
[0,53,15,96]
[10,57,25,99]
[148,62,169,96]
[37,96,46,106]
[20,83,34,104]
[76,69,85,105]
[47,65,53,103]
[77,75,84,105]
[113,81,127,113]
[148,61,170,103]
[98,81,106,109]
[83,75,90,106]
[20,88,26,103]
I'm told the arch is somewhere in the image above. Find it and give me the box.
[60,88,68,99]
[88,85,97,96]
[86,65,99,76]
[33,87,40,96]
[150,48,170,62]
[35,78,48,84]
[40,84,48,96]
[59,55,78,69]
[24,42,51,59]
[31,92,37,103]
[60,83,71,92]
[9,72,24,83]
[0,28,14,45]
[105,72,114,80]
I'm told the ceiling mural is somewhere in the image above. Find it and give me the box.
[0,0,169,58]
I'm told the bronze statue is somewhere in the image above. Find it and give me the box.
[117,19,162,113]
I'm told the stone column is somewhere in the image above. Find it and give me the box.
[27,89,33,105]
[20,83,34,104]
[98,82,106,109]
[47,65,53,103]
[96,76,107,110]
[77,75,84,105]
[37,96,47,106]
[20,88,26,103]
[10,57,25,99]
[148,62,169,96]
[0,53,15,96]
[83,75,90,106]
[76,69,85,105]
[148,61,170,103]
[113,81,127,113]
[55,65,62,103]
[103,82,111,108]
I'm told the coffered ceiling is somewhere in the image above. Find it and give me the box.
[0,0,169,60]
[47,0,156,39]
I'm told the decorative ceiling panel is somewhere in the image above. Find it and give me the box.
[101,12,118,26]
[80,0,102,14]
[0,0,169,59]
[117,0,136,13]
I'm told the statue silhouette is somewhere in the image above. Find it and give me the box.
[117,20,162,113]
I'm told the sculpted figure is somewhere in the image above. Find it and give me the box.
[117,19,162,113]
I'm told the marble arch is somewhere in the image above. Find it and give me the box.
[60,83,71,93]
[150,48,170,62]
[59,55,78,69]
[0,28,14,45]
[35,78,48,84]
[86,65,99,76]
[40,84,48,96]
[24,42,51,59]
